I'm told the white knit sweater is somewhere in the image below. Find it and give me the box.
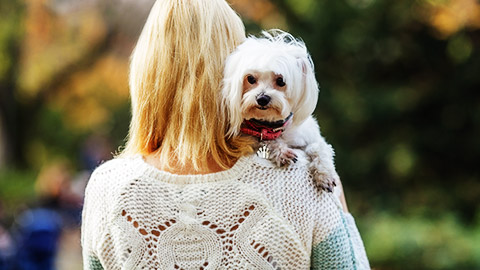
[81,152,370,269]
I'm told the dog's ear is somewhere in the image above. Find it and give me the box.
[221,52,245,138]
[291,55,319,126]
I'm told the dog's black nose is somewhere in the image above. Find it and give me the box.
[256,94,271,107]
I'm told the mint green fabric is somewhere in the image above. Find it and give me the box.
[87,256,104,270]
[311,213,357,270]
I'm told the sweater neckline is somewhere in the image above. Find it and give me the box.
[134,154,255,184]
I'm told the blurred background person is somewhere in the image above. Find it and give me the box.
[13,204,62,270]
[11,162,70,270]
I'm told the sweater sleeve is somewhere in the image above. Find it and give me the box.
[310,192,370,270]
[343,213,370,269]
[81,166,110,270]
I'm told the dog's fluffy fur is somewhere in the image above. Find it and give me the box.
[222,30,339,191]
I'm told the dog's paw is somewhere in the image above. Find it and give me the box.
[270,146,298,167]
[312,169,338,193]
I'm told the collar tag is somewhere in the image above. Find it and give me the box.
[257,143,270,159]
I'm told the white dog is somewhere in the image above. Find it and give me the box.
[222,30,339,192]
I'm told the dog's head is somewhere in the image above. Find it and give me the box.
[222,30,319,137]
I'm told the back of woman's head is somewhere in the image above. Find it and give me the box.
[123,0,252,170]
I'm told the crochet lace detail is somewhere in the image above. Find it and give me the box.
[82,153,369,269]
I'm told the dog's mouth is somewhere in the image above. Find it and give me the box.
[247,112,294,129]
[256,106,269,110]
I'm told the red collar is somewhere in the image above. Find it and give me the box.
[240,113,293,140]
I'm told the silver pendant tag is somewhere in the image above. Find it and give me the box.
[257,144,270,159]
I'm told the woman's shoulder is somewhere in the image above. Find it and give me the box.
[246,149,311,169]
[246,150,316,184]
[244,150,327,200]
[246,150,343,210]
[242,151,345,246]
[92,155,139,175]
[85,155,144,197]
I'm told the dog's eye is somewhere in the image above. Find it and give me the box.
[276,77,286,87]
[247,75,257,84]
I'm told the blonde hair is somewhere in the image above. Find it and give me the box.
[122,0,253,170]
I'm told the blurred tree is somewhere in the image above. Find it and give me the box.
[0,0,113,168]
[0,0,24,168]
[0,0,153,169]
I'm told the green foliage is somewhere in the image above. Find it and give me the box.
[0,169,36,221]
[360,212,480,269]
[26,107,84,170]
[0,0,23,82]
[25,103,130,170]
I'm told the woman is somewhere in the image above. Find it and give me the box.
[81,0,370,269]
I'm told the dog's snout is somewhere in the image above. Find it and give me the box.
[256,94,271,107]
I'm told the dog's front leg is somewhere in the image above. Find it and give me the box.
[265,139,298,167]
[305,140,339,192]
[285,116,339,192]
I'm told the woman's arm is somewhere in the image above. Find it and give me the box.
[335,178,349,213]
[311,178,370,269]
[337,179,370,269]
[83,256,105,270]
[81,163,116,270]
[81,170,105,270]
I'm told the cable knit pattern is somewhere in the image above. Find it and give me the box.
[81,152,370,269]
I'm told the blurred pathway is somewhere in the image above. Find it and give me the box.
[56,228,82,270]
